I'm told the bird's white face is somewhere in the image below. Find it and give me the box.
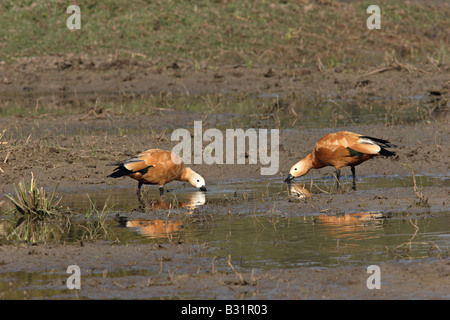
[284,159,311,182]
[289,163,300,178]
[289,160,309,178]
[189,171,207,191]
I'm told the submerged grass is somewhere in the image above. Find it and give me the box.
[78,196,115,241]
[1,193,117,243]
[5,214,71,243]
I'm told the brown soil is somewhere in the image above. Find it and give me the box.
[1,54,449,99]
[0,55,449,300]
[0,242,448,299]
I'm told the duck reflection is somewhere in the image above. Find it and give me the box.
[288,183,313,199]
[180,191,206,212]
[138,191,206,213]
[126,219,184,239]
[285,184,385,240]
[125,191,206,239]
[317,211,385,240]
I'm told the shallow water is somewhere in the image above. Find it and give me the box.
[1,209,448,299]
[2,174,447,271]
[182,213,449,270]
[58,173,449,212]
[0,169,449,299]
[103,175,448,270]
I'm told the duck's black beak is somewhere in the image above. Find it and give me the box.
[284,174,294,183]
[199,186,207,192]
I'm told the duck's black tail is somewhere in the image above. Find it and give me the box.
[379,148,396,157]
[108,165,132,178]
[360,135,397,157]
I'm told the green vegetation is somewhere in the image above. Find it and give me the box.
[2,173,72,243]
[4,215,70,243]
[0,0,448,68]
[79,196,115,241]
[5,172,67,217]
[2,175,116,243]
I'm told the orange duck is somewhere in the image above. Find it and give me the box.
[108,149,206,197]
[284,131,396,189]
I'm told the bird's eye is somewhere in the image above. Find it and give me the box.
[197,180,200,182]
[294,168,297,171]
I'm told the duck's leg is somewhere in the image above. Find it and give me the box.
[351,166,356,190]
[159,186,164,197]
[335,169,342,190]
[137,182,143,204]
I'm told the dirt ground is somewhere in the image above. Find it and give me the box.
[1,53,449,100]
[0,242,448,299]
[0,54,449,300]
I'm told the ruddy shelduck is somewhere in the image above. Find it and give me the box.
[108,149,206,197]
[284,131,396,189]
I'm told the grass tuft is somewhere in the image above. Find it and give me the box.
[5,172,68,217]
[79,196,115,241]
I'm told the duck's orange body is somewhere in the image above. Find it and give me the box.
[108,149,206,196]
[285,131,396,189]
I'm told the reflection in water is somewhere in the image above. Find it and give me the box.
[288,183,313,199]
[125,191,206,239]
[138,191,206,213]
[178,191,206,213]
[126,219,184,239]
[317,211,385,241]
[0,215,70,243]
[318,211,384,225]
[286,184,386,242]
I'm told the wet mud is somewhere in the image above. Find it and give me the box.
[0,53,449,300]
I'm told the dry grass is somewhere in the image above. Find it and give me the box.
[401,163,429,207]
[0,129,7,173]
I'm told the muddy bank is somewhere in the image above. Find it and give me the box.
[0,242,448,299]
[1,54,449,99]
[0,113,448,195]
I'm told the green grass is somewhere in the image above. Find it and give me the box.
[79,196,115,241]
[5,172,68,217]
[0,0,448,68]
[4,215,69,243]
[3,172,71,242]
